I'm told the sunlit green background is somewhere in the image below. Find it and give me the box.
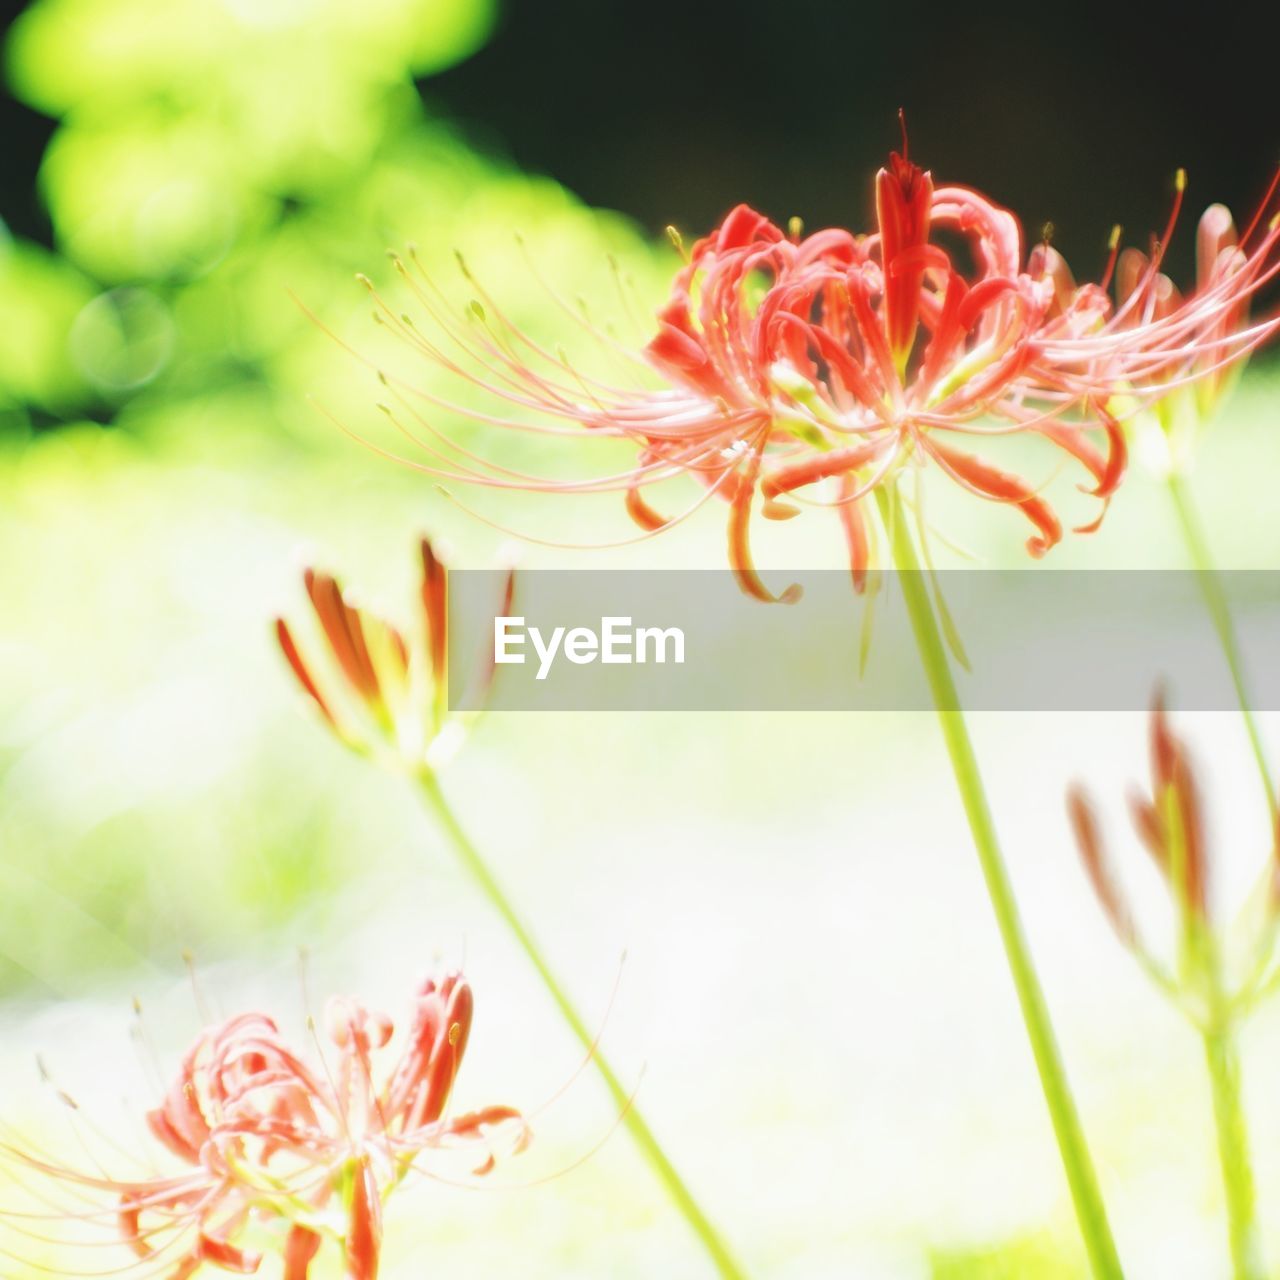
[3,1,1280,1277]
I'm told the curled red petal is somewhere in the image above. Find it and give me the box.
[926,439,1063,557]
[761,439,889,504]
[727,441,802,604]
[715,203,784,252]
[625,483,669,531]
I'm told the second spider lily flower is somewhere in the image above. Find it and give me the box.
[275,537,512,771]
[1032,170,1280,473]
[356,147,1134,603]
[1,972,528,1280]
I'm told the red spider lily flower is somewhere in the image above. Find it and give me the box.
[348,146,1160,603]
[276,537,512,770]
[1067,693,1280,998]
[1028,169,1280,467]
[1,973,528,1279]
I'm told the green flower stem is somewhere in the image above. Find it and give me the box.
[875,484,1124,1280]
[1202,1006,1264,1280]
[415,767,748,1280]
[1167,470,1276,816]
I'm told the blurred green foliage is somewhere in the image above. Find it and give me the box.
[1,0,661,442]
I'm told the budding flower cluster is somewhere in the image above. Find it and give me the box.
[1068,694,1280,1020]
[275,537,512,773]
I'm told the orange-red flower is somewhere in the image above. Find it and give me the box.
[275,536,511,770]
[351,151,1144,601]
[1,973,527,1279]
[351,150,1279,601]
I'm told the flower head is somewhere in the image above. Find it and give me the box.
[1067,692,1280,1018]
[349,147,1280,600]
[1030,168,1280,470]
[276,536,512,770]
[350,147,1237,601]
[1,972,528,1279]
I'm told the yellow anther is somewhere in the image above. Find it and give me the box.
[788,215,804,240]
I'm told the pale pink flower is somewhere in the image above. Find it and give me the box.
[1,973,528,1279]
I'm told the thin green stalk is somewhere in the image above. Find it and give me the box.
[1167,470,1276,816]
[415,767,747,1280]
[1202,1011,1264,1280]
[875,484,1124,1280]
